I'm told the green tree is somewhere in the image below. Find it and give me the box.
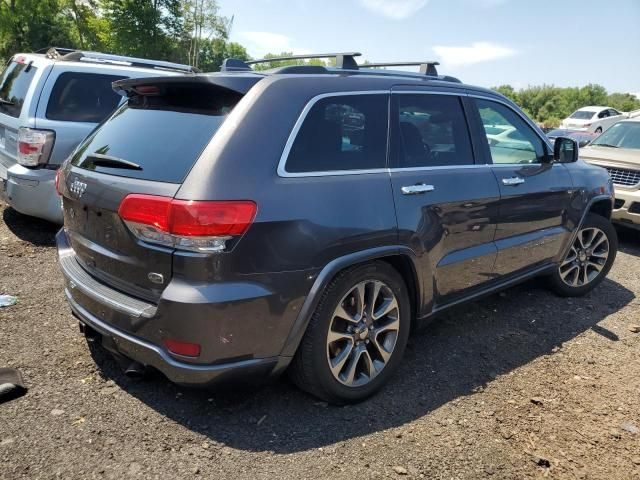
[251,52,327,71]
[63,0,107,51]
[197,37,249,72]
[494,83,640,127]
[182,0,231,67]
[606,92,640,112]
[0,0,77,61]
[99,0,184,60]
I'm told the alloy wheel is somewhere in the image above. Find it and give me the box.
[559,227,609,287]
[326,280,400,387]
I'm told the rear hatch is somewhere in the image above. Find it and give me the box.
[0,57,40,175]
[60,75,261,301]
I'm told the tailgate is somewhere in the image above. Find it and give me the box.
[59,74,257,302]
[61,169,180,301]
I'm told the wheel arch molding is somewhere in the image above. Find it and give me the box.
[279,246,423,358]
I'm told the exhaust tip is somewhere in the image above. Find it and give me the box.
[124,361,146,379]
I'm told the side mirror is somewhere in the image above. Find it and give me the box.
[554,137,579,163]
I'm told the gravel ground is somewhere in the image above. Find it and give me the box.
[1,203,639,480]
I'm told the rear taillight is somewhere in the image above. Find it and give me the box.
[118,194,257,253]
[17,127,55,167]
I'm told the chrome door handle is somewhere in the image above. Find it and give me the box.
[401,184,435,195]
[502,177,525,186]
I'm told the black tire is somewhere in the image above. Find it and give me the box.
[548,213,617,297]
[288,261,411,404]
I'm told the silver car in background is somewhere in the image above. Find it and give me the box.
[0,48,195,223]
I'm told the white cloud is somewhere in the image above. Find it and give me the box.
[236,31,311,58]
[357,0,429,20]
[433,42,517,67]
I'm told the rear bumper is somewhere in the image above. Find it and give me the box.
[56,229,302,387]
[612,187,640,229]
[3,164,63,223]
[66,289,280,386]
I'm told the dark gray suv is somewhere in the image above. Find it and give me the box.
[56,53,618,403]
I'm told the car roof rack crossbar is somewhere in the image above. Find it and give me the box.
[361,61,440,77]
[243,52,362,70]
[37,47,199,73]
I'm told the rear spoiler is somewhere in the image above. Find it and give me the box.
[112,75,263,97]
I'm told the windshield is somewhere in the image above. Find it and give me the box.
[569,110,595,120]
[591,122,640,149]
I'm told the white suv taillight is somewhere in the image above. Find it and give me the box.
[17,127,55,167]
[118,194,257,253]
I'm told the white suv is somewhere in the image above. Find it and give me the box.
[0,48,194,223]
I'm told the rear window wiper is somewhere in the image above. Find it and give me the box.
[85,153,143,170]
[0,97,14,106]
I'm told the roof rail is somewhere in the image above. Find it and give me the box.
[38,47,199,73]
[221,52,362,72]
[360,61,440,76]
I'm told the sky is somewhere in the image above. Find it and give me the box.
[218,0,640,96]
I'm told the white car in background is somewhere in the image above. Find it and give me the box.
[485,125,532,150]
[560,106,627,134]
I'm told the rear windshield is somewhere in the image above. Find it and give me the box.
[0,60,38,118]
[70,85,242,183]
[570,110,595,120]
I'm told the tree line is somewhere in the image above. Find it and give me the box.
[494,84,640,128]
[0,0,249,72]
[1,0,637,128]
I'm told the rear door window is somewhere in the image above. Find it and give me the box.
[70,83,242,183]
[0,60,38,118]
[46,72,126,123]
[285,94,388,173]
[393,94,473,168]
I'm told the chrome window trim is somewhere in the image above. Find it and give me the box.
[388,164,489,173]
[489,163,564,168]
[391,90,467,96]
[277,90,390,178]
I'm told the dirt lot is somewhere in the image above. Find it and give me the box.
[0,204,639,480]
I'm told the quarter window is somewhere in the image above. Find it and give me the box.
[395,94,473,168]
[475,99,545,164]
[46,72,126,123]
[285,94,388,173]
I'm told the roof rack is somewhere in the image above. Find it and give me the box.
[38,47,199,74]
[360,61,440,76]
[221,52,361,72]
[219,53,460,83]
